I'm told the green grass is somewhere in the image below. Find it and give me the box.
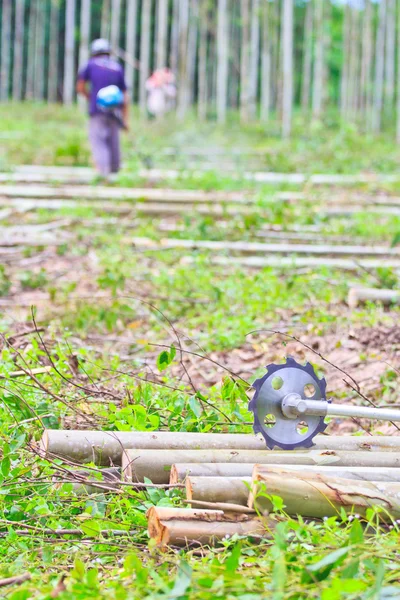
[2,103,400,175]
[1,104,400,598]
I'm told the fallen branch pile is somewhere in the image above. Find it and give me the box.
[39,429,400,547]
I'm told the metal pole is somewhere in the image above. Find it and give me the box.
[282,394,400,423]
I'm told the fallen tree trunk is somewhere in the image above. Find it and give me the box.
[185,476,251,505]
[122,448,400,484]
[132,236,400,257]
[147,506,267,547]
[171,463,400,483]
[348,287,400,308]
[249,468,400,519]
[40,430,400,466]
[40,430,268,464]
[187,254,400,271]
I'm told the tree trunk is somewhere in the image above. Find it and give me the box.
[26,0,37,100]
[111,0,122,54]
[271,0,280,114]
[177,0,189,119]
[372,0,386,132]
[198,0,208,120]
[78,0,91,110]
[40,429,400,465]
[125,0,138,102]
[260,0,271,121]
[79,0,91,67]
[312,0,324,119]
[301,0,313,111]
[12,0,25,101]
[170,0,180,73]
[321,0,331,107]
[0,0,11,101]
[385,0,396,112]
[34,0,46,100]
[281,0,293,137]
[250,469,400,519]
[186,0,199,106]
[48,0,60,103]
[122,448,400,484]
[101,0,111,40]
[340,4,350,120]
[240,0,250,121]
[360,0,372,119]
[139,0,151,115]
[348,287,400,308]
[186,476,251,505]
[147,507,267,547]
[63,0,76,104]
[171,462,400,483]
[397,0,400,142]
[156,0,168,69]
[216,0,229,123]
[347,8,360,117]
[249,0,260,119]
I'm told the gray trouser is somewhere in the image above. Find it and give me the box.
[88,114,121,176]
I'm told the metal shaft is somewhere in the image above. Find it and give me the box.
[282,393,400,423]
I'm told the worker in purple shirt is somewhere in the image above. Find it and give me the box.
[76,39,129,178]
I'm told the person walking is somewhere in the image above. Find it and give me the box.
[76,39,129,178]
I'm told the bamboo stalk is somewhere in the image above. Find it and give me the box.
[186,476,251,505]
[122,448,400,484]
[249,468,400,519]
[147,507,267,546]
[40,430,400,466]
[348,287,400,308]
[171,463,400,483]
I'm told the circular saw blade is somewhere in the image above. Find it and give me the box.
[248,357,328,450]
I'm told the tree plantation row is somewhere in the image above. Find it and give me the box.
[1,0,400,138]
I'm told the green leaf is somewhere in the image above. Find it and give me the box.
[168,560,192,599]
[157,350,170,371]
[349,518,364,545]
[225,542,241,573]
[80,519,101,537]
[391,232,400,248]
[1,457,10,477]
[189,396,202,418]
[306,547,349,582]
[73,557,86,579]
[272,549,287,597]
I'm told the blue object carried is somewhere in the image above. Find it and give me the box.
[96,85,124,112]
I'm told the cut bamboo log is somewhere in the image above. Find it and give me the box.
[186,476,251,505]
[249,468,400,519]
[122,448,400,484]
[171,463,400,483]
[348,287,400,308]
[201,255,400,271]
[132,236,400,257]
[0,366,52,379]
[4,166,400,186]
[147,507,267,547]
[40,430,267,465]
[0,184,249,204]
[40,430,400,466]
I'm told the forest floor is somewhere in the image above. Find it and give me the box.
[1,104,400,598]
